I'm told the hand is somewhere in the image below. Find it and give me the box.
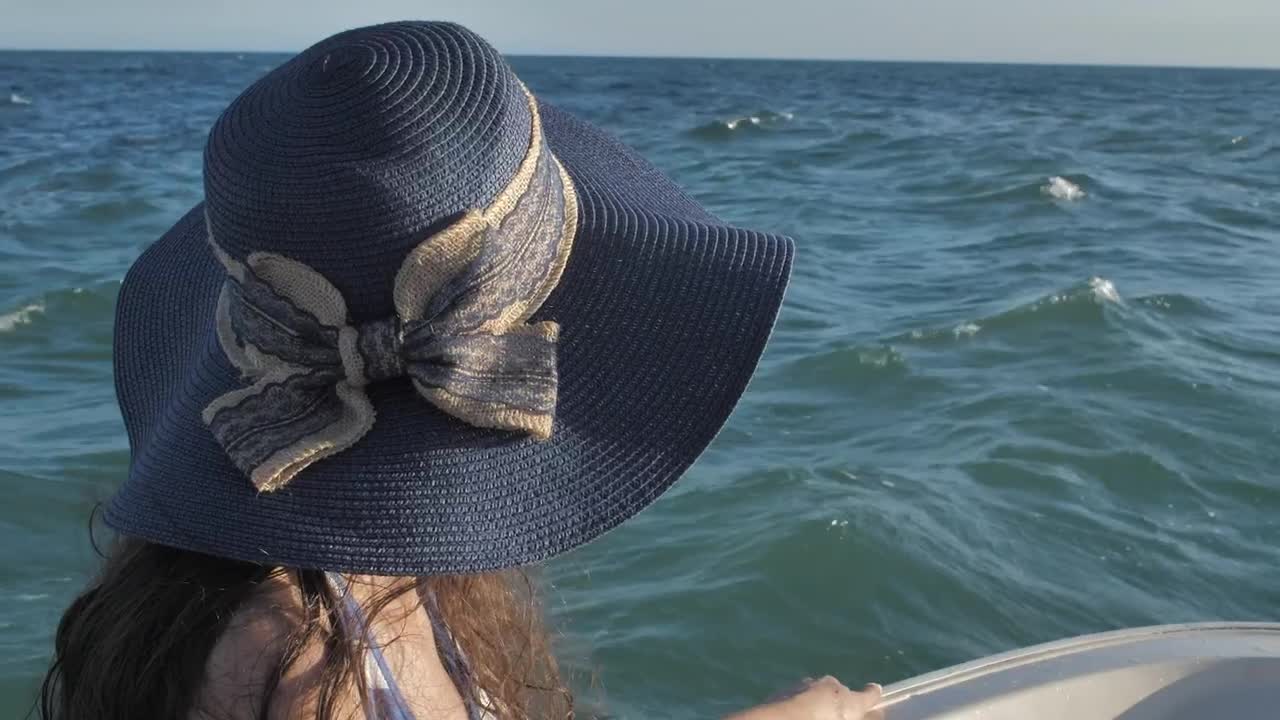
[725,676,884,720]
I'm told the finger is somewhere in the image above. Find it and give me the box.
[844,683,883,714]
[814,675,846,691]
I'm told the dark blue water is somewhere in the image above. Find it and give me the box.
[2,52,1279,718]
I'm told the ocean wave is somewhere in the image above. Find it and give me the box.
[904,174,1102,208]
[0,302,45,332]
[688,110,793,139]
[799,128,891,155]
[1135,293,1223,318]
[0,280,121,334]
[1042,176,1087,201]
[76,196,163,223]
[896,277,1123,344]
[0,155,58,185]
[775,344,909,387]
[31,162,127,193]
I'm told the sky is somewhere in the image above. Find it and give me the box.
[3,0,1279,68]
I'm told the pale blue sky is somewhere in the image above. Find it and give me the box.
[4,0,1279,67]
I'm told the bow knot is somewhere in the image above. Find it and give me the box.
[342,317,405,387]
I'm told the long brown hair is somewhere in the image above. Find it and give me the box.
[39,538,574,719]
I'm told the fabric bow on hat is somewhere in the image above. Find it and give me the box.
[201,97,578,492]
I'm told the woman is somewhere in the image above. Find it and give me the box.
[40,21,882,720]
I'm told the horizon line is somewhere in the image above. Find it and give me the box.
[1,46,1278,72]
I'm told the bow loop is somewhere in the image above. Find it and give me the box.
[401,320,560,440]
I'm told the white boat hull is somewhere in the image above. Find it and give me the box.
[880,623,1280,719]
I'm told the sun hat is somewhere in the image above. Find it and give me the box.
[104,21,794,575]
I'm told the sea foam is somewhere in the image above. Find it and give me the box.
[690,110,794,138]
[724,110,793,129]
[1089,276,1121,304]
[0,302,45,332]
[1043,176,1086,201]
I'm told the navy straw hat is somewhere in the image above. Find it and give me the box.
[105,21,793,575]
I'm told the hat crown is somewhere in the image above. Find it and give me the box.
[202,22,533,321]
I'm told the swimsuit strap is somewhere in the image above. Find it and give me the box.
[324,573,487,720]
[424,586,487,719]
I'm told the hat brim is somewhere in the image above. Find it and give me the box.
[104,101,793,575]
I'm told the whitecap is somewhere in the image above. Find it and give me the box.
[8,92,32,106]
[1231,135,1246,145]
[1089,276,1120,303]
[0,302,44,331]
[718,111,792,131]
[953,322,981,337]
[857,347,903,368]
[1043,175,1086,201]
